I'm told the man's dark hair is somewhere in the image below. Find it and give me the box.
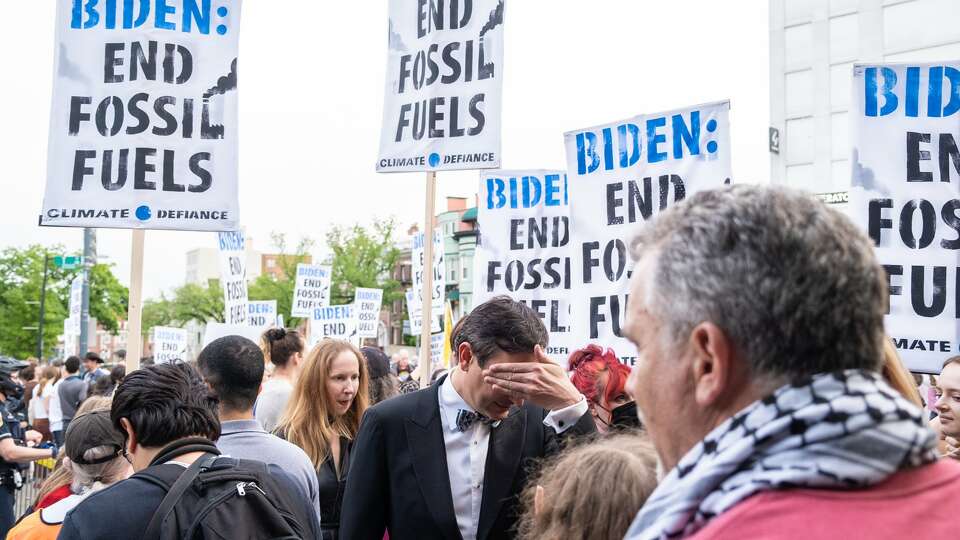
[112,363,220,448]
[84,352,102,364]
[110,364,126,385]
[197,336,264,413]
[453,296,548,367]
[65,356,81,374]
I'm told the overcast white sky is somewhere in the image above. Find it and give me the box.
[0,1,769,300]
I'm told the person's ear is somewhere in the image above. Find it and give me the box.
[534,485,546,516]
[457,342,474,372]
[689,322,735,407]
[120,417,138,454]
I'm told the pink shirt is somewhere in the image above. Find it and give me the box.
[689,459,960,539]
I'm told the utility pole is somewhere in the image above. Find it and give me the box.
[36,254,49,361]
[79,228,97,356]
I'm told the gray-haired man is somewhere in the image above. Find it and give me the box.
[623,185,959,539]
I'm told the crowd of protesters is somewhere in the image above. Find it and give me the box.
[2,185,960,538]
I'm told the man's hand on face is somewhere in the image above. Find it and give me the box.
[483,345,584,411]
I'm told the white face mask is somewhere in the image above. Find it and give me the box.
[398,371,410,382]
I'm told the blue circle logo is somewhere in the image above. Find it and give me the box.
[135,205,152,221]
[428,153,441,167]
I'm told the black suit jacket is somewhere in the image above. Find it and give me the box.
[340,376,596,540]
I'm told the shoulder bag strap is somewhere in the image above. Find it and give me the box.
[142,453,216,540]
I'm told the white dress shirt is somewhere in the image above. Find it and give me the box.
[437,374,588,540]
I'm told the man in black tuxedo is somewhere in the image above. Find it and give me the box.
[340,296,596,540]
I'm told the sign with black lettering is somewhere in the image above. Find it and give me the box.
[291,263,332,318]
[355,288,384,338]
[40,0,242,230]
[218,231,247,325]
[474,170,573,363]
[412,230,446,315]
[153,326,187,364]
[850,63,960,372]
[310,305,359,347]
[377,0,504,172]
[563,101,732,364]
[406,288,440,335]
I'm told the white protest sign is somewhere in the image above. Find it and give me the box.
[218,231,247,325]
[474,170,573,363]
[63,319,78,357]
[291,264,332,318]
[152,326,188,364]
[377,0,504,172]
[68,275,84,334]
[202,322,269,348]
[310,305,359,348]
[849,63,960,373]
[563,101,732,365]
[355,288,384,338]
[247,300,277,328]
[405,288,440,335]
[40,1,243,231]
[413,230,445,313]
[430,331,445,370]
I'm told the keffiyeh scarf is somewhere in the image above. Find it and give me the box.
[625,369,938,540]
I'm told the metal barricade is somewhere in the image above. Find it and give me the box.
[14,458,55,520]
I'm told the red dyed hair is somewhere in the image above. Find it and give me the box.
[567,345,630,406]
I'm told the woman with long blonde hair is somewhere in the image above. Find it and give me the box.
[277,339,368,540]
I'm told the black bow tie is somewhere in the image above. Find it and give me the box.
[456,409,491,432]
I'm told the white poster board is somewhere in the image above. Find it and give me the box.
[310,305,359,348]
[355,288,384,338]
[474,170,573,363]
[377,0,504,172]
[849,63,960,373]
[218,231,247,325]
[68,275,84,334]
[291,264,332,318]
[41,1,243,231]
[430,331,445,371]
[247,300,277,328]
[413,229,445,315]
[202,322,270,348]
[563,101,732,365]
[405,288,441,336]
[152,326,188,364]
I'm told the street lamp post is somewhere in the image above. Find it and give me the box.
[36,254,49,361]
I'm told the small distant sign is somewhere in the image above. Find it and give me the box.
[769,127,780,154]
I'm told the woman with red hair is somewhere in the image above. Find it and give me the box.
[568,345,639,433]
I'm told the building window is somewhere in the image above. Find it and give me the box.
[266,259,276,268]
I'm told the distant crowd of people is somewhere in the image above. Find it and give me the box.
[0,185,958,539]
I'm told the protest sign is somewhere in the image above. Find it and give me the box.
[247,300,277,328]
[355,288,384,338]
[202,322,269,348]
[563,101,732,365]
[152,326,188,364]
[430,331,445,371]
[405,288,440,335]
[291,264,332,318]
[474,170,573,363]
[40,0,243,231]
[63,318,78,357]
[218,231,247,325]
[413,230,446,314]
[377,0,504,172]
[68,275,84,334]
[310,305,359,348]
[849,63,960,373]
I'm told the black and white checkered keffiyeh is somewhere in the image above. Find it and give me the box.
[624,370,938,540]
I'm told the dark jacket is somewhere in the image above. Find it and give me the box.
[340,376,596,540]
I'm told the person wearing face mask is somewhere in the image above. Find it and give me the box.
[568,345,640,433]
[341,296,596,540]
[277,340,370,540]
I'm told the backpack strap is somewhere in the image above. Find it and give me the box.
[143,453,218,540]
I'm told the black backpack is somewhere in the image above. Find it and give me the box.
[136,438,313,540]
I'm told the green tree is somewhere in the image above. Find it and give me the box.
[141,281,224,334]
[248,233,314,327]
[0,245,128,359]
[326,219,402,305]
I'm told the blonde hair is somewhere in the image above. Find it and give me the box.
[276,340,369,469]
[518,434,659,540]
[881,339,923,408]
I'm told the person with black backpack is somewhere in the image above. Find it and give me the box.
[58,362,320,540]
